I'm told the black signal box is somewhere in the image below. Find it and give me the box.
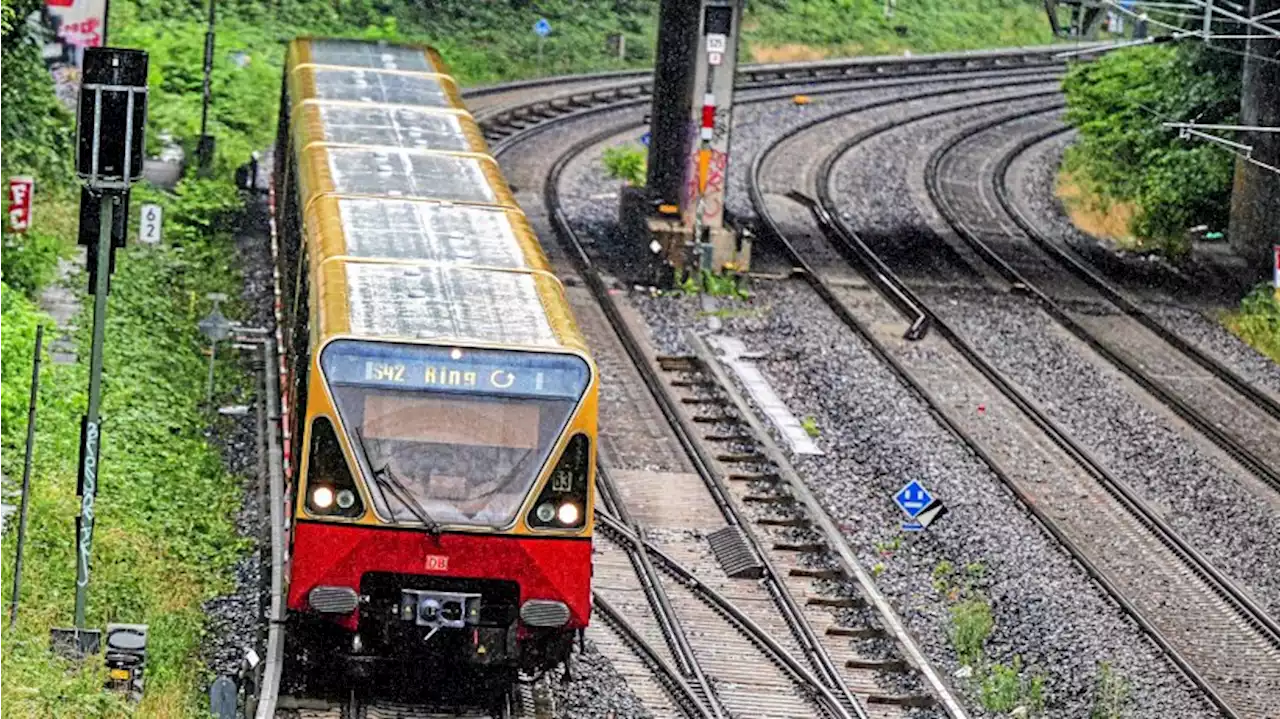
[76,48,149,189]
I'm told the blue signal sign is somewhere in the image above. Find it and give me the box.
[534,18,552,37]
[640,131,650,147]
[894,480,933,519]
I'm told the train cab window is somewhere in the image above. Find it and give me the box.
[320,342,591,530]
[304,417,364,518]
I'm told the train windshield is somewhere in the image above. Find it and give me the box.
[320,340,590,529]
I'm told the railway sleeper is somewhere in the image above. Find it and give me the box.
[756,515,808,527]
[846,658,910,673]
[726,472,780,482]
[807,596,865,609]
[789,567,843,581]
[825,625,885,639]
[773,541,826,553]
[716,452,766,463]
[867,693,937,708]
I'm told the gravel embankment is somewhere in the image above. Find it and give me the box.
[203,193,275,681]
[552,639,657,719]
[1007,132,1280,396]
[553,90,1219,716]
[826,105,1280,614]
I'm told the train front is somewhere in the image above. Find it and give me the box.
[288,337,597,674]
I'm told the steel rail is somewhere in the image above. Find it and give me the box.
[252,47,1090,711]
[595,461,729,719]
[595,510,855,719]
[480,44,1100,144]
[540,119,861,719]
[461,41,1105,99]
[495,66,1073,719]
[990,123,1280,420]
[591,591,714,719]
[924,106,1280,494]
[769,91,1280,718]
[681,331,972,719]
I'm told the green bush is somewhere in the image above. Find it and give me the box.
[744,0,1052,56]
[949,595,994,666]
[1,229,64,299]
[0,284,46,444]
[0,39,76,187]
[1062,44,1239,254]
[603,144,648,186]
[1223,284,1280,364]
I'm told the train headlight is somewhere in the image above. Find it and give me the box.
[557,502,579,525]
[526,434,591,530]
[336,489,356,510]
[312,486,334,510]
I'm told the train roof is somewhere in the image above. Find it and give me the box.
[291,100,488,155]
[285,38,588,356]
[287,37,449,74]
[294,145,516,214]
[286,66,466,113]
[315,259,587,353]
[303,195,551,273]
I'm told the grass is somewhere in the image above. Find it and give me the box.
[949,596,994,667]
[0,0,1067,715]
[1090,661,1131,719]
[1055,169,1141,250]
[0,187,251,716]
[800,416,820,438]
[1222,284,1280,364]
[742,0,1054,60]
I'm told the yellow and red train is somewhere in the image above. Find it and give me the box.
[270,37,598,676]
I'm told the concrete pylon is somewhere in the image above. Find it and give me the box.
[1227,0,1280,277]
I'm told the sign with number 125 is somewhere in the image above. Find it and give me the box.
[139,203,162,245]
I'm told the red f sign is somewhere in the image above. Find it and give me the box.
[8,176,34,233]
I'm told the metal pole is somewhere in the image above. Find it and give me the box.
[74,194,114,629]
[206,340,217,405]
[537,35,544,74]
[198,0,216,171]
[8,325,44,629]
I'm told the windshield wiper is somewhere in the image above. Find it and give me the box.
[353,428,442,536]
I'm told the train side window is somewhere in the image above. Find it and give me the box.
[304,417,364,518]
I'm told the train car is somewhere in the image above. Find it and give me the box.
[271,37,598,678]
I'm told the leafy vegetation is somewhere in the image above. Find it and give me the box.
[800,415,820,438]
[1090,661,1131,719]
[602,144,648,186]
[934,558,1049,715]
[673,267,751,299]
[744,0,1052,60]
[0,0,1070,715]
[1222,284,1280,364]
[1,180,250,716]
[1061,44,1240,255]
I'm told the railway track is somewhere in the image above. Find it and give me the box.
[250,46,1112,719]
[743,82,1280,717]
[531,107,991,716]
[925,105,1280,497]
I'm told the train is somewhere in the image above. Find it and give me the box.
[270,37,599,680]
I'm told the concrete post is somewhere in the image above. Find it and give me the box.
[681,0,748,272]
[645,0,700,207]
[1227,0,1280,276]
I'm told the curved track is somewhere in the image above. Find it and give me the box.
[743,79,1280,717]
[253,46,1118,719]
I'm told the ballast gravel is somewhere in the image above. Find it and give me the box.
[1006,132,1280,398]
[553,639,657,719]
[203,195,276,683]
[553,87,1222,717]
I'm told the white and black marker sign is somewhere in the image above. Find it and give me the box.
[139,203,162,245]
[706,33,727,54]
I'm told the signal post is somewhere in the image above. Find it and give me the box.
[52,47,149,659]
[626,0,750,280]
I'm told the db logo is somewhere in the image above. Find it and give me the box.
[424,555,449,572]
